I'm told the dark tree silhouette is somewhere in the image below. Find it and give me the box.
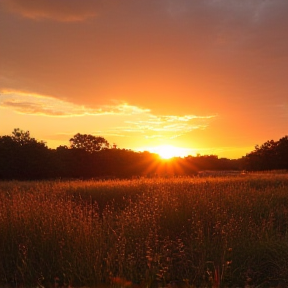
[244,136,288,170]
[0,128,50,179]
[69,133,110,153]
[11,128,39,145]
[5,128,279,180]
[277,136,288,169]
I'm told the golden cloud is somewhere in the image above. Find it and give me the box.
[0,90,216,141]
[0,91,150,116]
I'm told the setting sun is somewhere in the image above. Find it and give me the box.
[152,145,186,159]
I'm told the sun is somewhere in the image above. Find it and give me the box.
[139,145,194,159]
[153,145,184,159]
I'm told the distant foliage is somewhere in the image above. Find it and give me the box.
[69,133,110,152]
[0,128,49,179]
[11,128,45,146]
[244,136,288,170]
[3,128,288,180]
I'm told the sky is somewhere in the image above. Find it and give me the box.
[0,0,287,159]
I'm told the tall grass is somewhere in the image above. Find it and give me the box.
[0,174,288,287]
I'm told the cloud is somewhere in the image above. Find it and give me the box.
[0,91,87,116]
[0,91,150,116]
[1,100,67,116]
[100,103,151,115]
[0,90,216,141]
[115,114,215,140]
[0,0,112,22]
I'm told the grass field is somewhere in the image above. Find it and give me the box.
[0,173,288,287]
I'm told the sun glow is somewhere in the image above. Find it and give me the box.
[152,145,187,159]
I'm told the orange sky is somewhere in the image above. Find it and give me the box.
[0,0,287,159]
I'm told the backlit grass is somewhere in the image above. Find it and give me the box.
[0,173,288,287]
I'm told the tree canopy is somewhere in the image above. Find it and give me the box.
[245,136,288,170]
[69,133,110,153]
[9,128,46,147]
[0,129,49,179]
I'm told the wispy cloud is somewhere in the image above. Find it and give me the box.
[121,114,214,140]
[0,91,150,116]
[0,90,217,141]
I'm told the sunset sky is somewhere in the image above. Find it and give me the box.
[0,0,287,159]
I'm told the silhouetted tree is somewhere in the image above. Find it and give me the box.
[69,133,110,153]
[0,128,50,179]
[276,136,288,169]
[11,128,43,145]
[244,136,288,170]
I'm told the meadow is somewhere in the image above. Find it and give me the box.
[0,173,288,288]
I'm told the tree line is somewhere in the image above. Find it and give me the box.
[0,128,287,180]
[244,136,288,171]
